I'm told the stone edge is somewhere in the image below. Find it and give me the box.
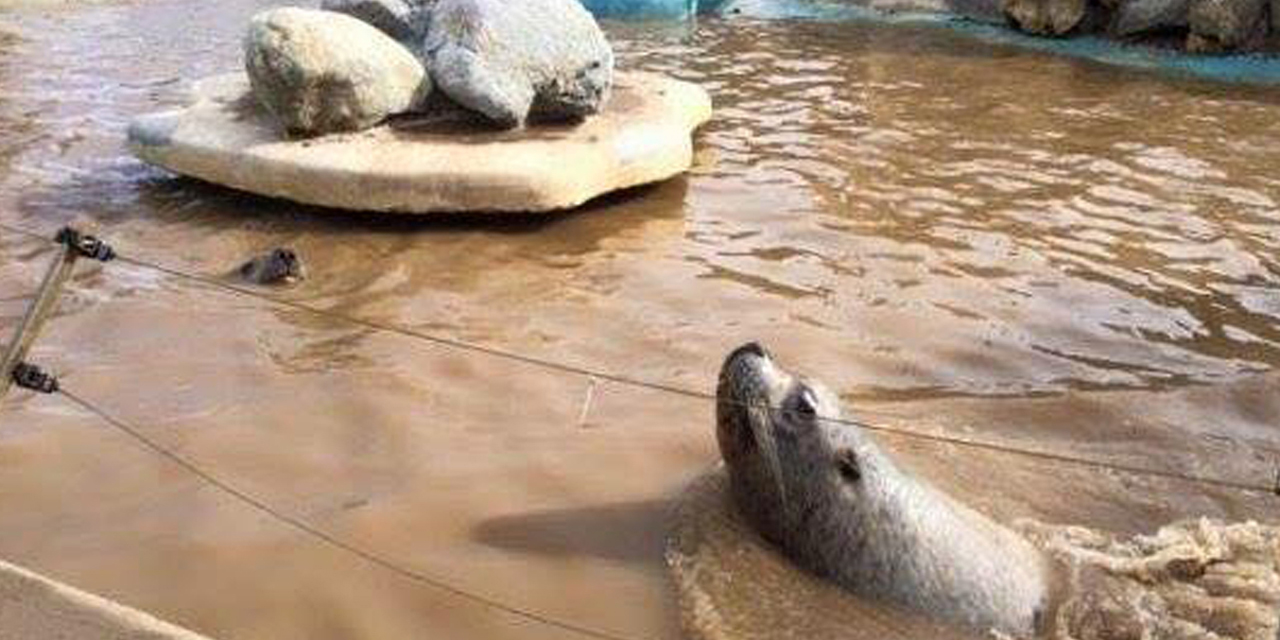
[128,72,714,215]
[0,559,215,640]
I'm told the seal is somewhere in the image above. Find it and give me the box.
[237,248,305,285]
[716,342,1052,637]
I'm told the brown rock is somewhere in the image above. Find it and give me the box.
[1003,0,1091,35]
[1187,0,1269,51]
[1112,0,1190,35]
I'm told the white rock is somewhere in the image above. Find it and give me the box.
[424,0,614,128]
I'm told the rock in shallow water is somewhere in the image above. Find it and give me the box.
[1187,0,1269,51]
[423,0,614,128]
[126,72,710,214]
[244,7,431,136]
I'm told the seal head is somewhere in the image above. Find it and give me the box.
[716,343,1050,637]
[238,248,305,285]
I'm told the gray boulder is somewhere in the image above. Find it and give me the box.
[1112,0,1190,35]
[319,0,432,47]
[1187,0,1268,50]
[1002,0,1090,34]
[423,0,614,129]
[244,7,431,136]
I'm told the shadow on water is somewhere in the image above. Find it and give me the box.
[14,156,692,241]
[472,498,672,566]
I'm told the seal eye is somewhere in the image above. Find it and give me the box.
[795,388,818,417]
[835,448,861,483]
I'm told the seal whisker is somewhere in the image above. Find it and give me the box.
[749,397,790,516]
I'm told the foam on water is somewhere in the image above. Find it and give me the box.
[1018,518,1280,640]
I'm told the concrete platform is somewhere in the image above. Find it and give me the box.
[127,71,712,214]
[0,559,213,640]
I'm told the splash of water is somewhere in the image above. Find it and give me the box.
[1016,518,1280,640]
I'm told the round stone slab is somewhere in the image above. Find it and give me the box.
[127,72,712,214]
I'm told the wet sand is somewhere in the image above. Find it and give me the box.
[1,0,1279,638]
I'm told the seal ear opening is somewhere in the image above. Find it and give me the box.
[835,448,861,483]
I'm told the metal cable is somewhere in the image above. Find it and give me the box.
[55,386,643,640]
[4,216,1278,640]
[3,219,1277,495]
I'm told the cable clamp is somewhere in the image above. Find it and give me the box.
[11,362,58,394]
[55,227,115,262]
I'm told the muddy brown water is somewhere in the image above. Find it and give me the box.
[0,1,1279,639]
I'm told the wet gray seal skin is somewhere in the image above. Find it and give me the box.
[716,343,1052,637]
[237,248,305,285]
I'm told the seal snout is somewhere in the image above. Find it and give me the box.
[716,341,775,463]
[716,341,795,524]
[727,341,770,364]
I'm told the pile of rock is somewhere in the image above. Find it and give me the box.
[243,0,615,136]
[1002,0,1277,52]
